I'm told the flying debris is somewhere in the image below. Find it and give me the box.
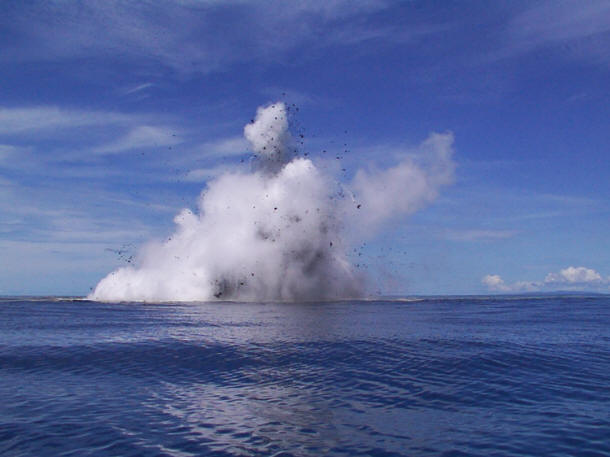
[89,102,455,302]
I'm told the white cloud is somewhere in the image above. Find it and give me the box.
[482,274,511,292]
[510,1,610,47]
[0,106,132,135]
[506,0,610,64]
[444,229,517,242]
[121,82,155,96]
[545,266,604,284]
[483,266,609,293]
[182,165,233,182]
[0,1,439,74]
[93,125,183,154]
[194,136,249,158]
[0,144,20,155]
[0,144,31,162]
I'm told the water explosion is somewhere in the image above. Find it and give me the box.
[89,103,455,301]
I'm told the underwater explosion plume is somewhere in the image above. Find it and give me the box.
[89,102,455,302]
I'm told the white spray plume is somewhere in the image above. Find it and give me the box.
[89,102,455,302]
[244,102,293,173]
[347,132,455,233]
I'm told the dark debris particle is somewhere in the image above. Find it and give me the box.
[357,204,361,209]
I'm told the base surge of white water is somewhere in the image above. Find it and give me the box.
[89,103,455,302]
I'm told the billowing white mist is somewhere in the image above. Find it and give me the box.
[89,102,455,302]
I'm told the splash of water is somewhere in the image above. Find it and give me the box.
[89,102,455,302]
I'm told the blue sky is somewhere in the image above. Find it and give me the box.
[1,0,609,296]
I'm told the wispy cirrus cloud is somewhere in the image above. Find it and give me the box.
[509,0,610,49]
[0,104,253,188]
[0,106,187,177]
[189,136,248,158]
[0,106,133,135]
[443,229,517,242]
[92,125,184,154]
[121,82,156,96]
[504,0,610,64]
[0,1,441,75]
[0,144,31,161]
[182,165,234,182]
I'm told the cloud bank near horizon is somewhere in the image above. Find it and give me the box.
[482,266,610,293]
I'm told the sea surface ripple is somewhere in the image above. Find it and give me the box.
[1,296,609,456]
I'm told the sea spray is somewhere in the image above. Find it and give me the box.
[89,102,455,302]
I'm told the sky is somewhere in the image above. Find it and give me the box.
[1,0,609,296]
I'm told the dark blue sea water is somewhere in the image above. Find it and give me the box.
[1,296,609,457]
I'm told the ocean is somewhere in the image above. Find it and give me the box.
[1,296,609,457]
